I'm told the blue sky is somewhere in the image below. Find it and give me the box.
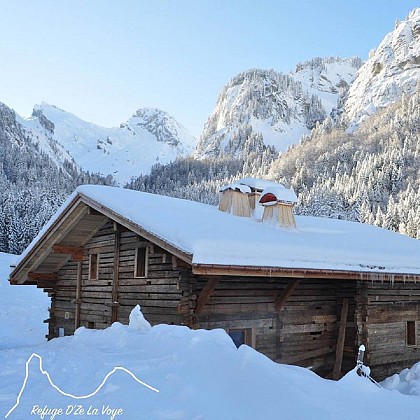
[0,1,418,137]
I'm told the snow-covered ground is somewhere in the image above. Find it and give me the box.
[0,252,49,349]
[1,252,420,419]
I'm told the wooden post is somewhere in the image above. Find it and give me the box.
[74,261,82,330]
[111,229,121,323]
[333,298,349,380]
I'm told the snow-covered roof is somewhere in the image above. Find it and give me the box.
[219,183,252,194]
[260,186,298,204]
[14,185,420,278]
[238,177,284,191]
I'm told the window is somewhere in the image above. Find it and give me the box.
[89,253,99,280]
[406,321,417,346]
[228,328,254,348]
[135,247,148,278]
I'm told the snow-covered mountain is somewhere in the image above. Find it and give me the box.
[195,58,361,158]
[293,56,363,118]
[20,104,196,184]
[345,8,420,127]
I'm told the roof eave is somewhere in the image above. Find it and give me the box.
[9,193,84,285]
[192,263,420,281]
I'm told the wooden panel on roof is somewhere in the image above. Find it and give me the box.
[53,245,84,261]
[28,272,58,281]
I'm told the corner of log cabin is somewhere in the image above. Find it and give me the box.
[49,221,195,339]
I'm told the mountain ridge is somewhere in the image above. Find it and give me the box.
[18,103,196,185]
[195,57,362,159]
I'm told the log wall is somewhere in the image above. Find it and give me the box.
[356,281,420,380]
[193,276,357,377]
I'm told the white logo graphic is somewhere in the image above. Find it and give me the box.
[5,353,159,418]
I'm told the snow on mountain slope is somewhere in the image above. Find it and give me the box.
[21,104,196,185]
[345,8,420,127]
[293,56,362,116]
[195,58,361,159]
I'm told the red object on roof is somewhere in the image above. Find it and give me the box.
[259,193,277,204]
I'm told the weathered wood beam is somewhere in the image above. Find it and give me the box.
[111,229,121,323]
[74,261,83,329]
[172,256,191,270]
[28,272,58,281]
[195,278,219,314]
[192,264,420,282]
[275,279,300,311]
[332,298,349,380]
[87,207,102,215]
[52,244,84,261]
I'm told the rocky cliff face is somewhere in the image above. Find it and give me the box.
[195,58,361,159]
[344,8,420,127]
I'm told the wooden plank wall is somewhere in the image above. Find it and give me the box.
[49,221,192,337]
[356,281,420,380]
[47,261,78,337]
[193,276,357,377]
[116,230,192,326]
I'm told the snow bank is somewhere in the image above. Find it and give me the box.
[0,252,49,348]
[382,361,420,397]
[1,314,420,419]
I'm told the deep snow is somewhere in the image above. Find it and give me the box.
[0,252,49,349]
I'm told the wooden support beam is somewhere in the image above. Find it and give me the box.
[74,261,82,330]
[87,207,103,215]
[111,230,121,323]
[52,244,84,261]
[28,272,58,281]
[275,279,300,311]
[195,278,219,314]
[172,256,191,270]
[332,298,349,380]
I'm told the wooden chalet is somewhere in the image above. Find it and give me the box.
[9,183,420,381]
